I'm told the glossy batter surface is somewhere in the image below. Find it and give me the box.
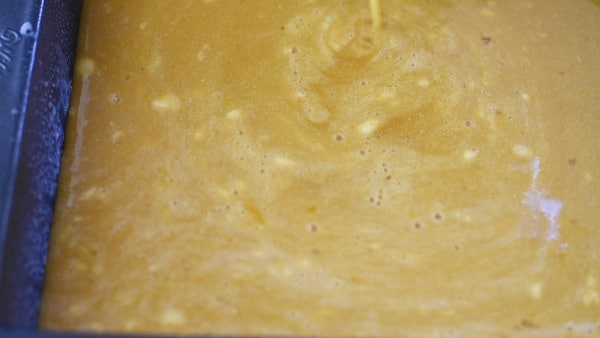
[40,1,600,336]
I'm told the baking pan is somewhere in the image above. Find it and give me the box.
[0,2,251,337]
[0,0,81,335]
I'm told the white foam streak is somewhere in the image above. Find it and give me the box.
[521,157,563,241]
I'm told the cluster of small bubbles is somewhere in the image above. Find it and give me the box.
[378,147,397,154]
[383,164,392,180]
[369,189,384,206]
[254,154,264,173]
